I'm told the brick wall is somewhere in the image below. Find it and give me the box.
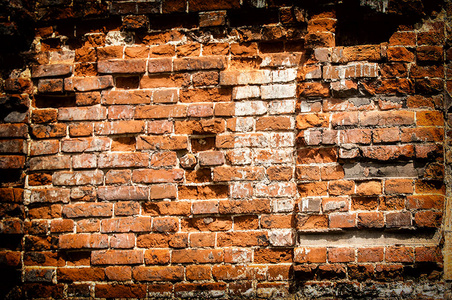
[0,0,451,298]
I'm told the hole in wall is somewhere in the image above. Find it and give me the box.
[34,94,76,108]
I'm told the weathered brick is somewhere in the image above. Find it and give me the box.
[98,153,148,168]
[132,169,184,183]
[174,57,225,71]
[59,233,108,249]
[132,266,184,281]
[99,217,151,233]
[137,136,188,150]
[64,76,113,92]
[61,138,110,153]
[98,186,148,201]
[58,106,106,121]
[92,250,144,265]
[102,90,152,105]
[32,64,72,78]
[98,59,146,74]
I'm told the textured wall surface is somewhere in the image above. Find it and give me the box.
[0,0,451,299]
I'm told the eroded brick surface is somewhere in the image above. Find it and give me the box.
[0,0,450,298]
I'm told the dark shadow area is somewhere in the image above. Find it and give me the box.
[335,1,400,46]
[228,8,280,27]
[34,94,76,108]
[335,0,445,46]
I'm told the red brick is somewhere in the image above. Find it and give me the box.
[50,219,73,233]
[101,217,152,233]
[98,153,148,168]
[59,233,108,249]
[115,201,141,216]
[415,246,443,263]
[110,233,135,249]
[172,249,223,264]
[135,104,187,119]
[211,265,247,281]
[386,246,414,263]
[342,45,381,61]
[192,200,219,215]
[52,170,103,186]
[98,59,146,74]
[105,170,131,185]
[182,217,232,232]
[213,166,265,181]
[355,180,382,196]
[416,46,443,62]
[386,211,411,228]
[373,128,400,143]
[137,135,188,150]
[95,284,146,298]
[357,212,384,228]
[23,251,64,267]
[103,90,152,105]
[32,109,58,124]
[254,248,292,263]
[98,186,148,201]
[190,232,216,248]
[152,217,179,232]
[137,233,188,248]
[97,46,123,60]
[149,184,178,200]
[174,57,225,71]
[179,185,228,200]
[298,82,330,98]
[0,124,28,138]
[384,179,414,194]
[294,247,327,263]
[329,213,356,228]
[68,123,93,137]
[38,79,63,93]
[144,249,170,265]
[132,169,183,184]
[219,199,271,214]
[125,46,149,58]
[186,265,212,280]
[32,64,72,78]
[148,58,172,73]
[406,195,444,210]
[387,47,415,61]
[295,165,320,181]
[64,76,113,92]
[95,120,146,135]
[296,215,328,230]
[217,231,269,247]
[28,204,62,219]
[61,137,110,153]
[414,211,442,227]
[29,156,70,171]
[29,140,60,156]
[58,106,106,121]
[132,266,184,281]
[389,31,416,46]
[297,147,337,164]
[175,119,225,134]
[357,247,384,262]
[176,43,201,56]
[63,203,112,218]
[328,247,355,263]
[147,120,173,134]
[58,267,105,282]
[91,250,144,265]
[416,111,444,126]
[189,0,239,11]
